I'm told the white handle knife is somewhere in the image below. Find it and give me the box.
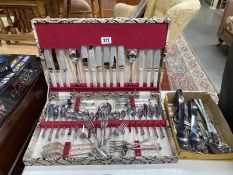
[153,49,161,87]
[110,46,117,87]
[43,49,57,87]
[118,46,125,87]
[139,50,145,87]
[81,46,90,87]
[104,46,110,87]
[89,46,97,87]
[146,50,153,87]
[56,49,70,87]
[95,46,103,87]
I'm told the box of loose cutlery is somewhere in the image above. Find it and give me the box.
[164,90,233,160]
[23,18,179,166]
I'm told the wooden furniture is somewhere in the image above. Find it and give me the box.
[0,0,46,45]
[0,71,47,175]
[219,44,233,132]
[218,0,233,46]
[0,0,65,46]
[66,0,103,17]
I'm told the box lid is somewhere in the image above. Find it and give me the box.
[33,18,169,49]
[32,18,169,92]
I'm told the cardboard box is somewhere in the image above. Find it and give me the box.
[164,91,233,160]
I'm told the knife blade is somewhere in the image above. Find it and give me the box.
[43,49,57,87]
[110,46,117,87]
[146,50,153,87]
[81,46,90,87]
[118,46,125,87]
[56,49,70,87]
[51,49,64,87]
[95,46,103,87]
[153,49,161,87]
[88,46,97,87]
[103,46,110,87]
[138,50,145,87]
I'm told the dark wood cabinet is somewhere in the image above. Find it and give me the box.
[0,72,47,175]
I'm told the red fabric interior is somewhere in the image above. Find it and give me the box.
[40,120,167,128]
[35,23,168,49]
[63,142,71,158]
[134,140,142,156]
[50,82,159,92]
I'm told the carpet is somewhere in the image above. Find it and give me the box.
[165,34,218,102]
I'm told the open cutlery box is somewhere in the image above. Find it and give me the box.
[23,18,179,166]
[164,91,233,160]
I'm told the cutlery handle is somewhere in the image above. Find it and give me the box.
[159,127,165,139]
[75,64,81,86]
[55,128,60,139]
[112,69,117,87]
[154,127,159,139]
[140,125,145,136]
[146,70,151,87]
[48,128,53,141]
[119,70,124,87]
[64,70,70,87]
[41,128,47,139]
[153,70,158,87]
[85,69,91,87]
[106,69,110,87]
[57,71,64,87]
[98,69,103,87]
[139,68,144,87]
[49,71,57,87]
[92,70,97,87]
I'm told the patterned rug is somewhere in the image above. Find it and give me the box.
[165,34,218,102]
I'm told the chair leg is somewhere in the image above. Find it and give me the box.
[217,38,223,47]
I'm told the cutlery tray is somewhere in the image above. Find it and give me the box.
[164,91,233,160]
[23,18,179,166]
[23,92,178,165]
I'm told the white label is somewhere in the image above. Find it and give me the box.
[101,37,112,44]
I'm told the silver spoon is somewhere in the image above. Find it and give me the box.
[69,49,81,86]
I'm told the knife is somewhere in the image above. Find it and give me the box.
[95,46,103,87]
[88,46,97,87]
[138,50,145,87]
[81,46,90,87]
[52,49,64,87]
[146,50,153,87]
[110,46,117,87]
[118,46,125,87]
[56,49,70,87]
[103,46,110,87]
[43,49,58,87]
[153,49,161,87]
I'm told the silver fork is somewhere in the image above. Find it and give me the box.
[75,128,108,157]
[100,113,109,147]
[83,112,99,144]
[103,122,128,145]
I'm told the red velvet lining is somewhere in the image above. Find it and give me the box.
[50,83,159,92]
[63,142,71,158]
[35,23,168,49]
[134,140,142,156]
[74,97,80,112]
[40,119,166,128]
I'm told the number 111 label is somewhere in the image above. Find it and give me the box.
[101,37,112,44]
